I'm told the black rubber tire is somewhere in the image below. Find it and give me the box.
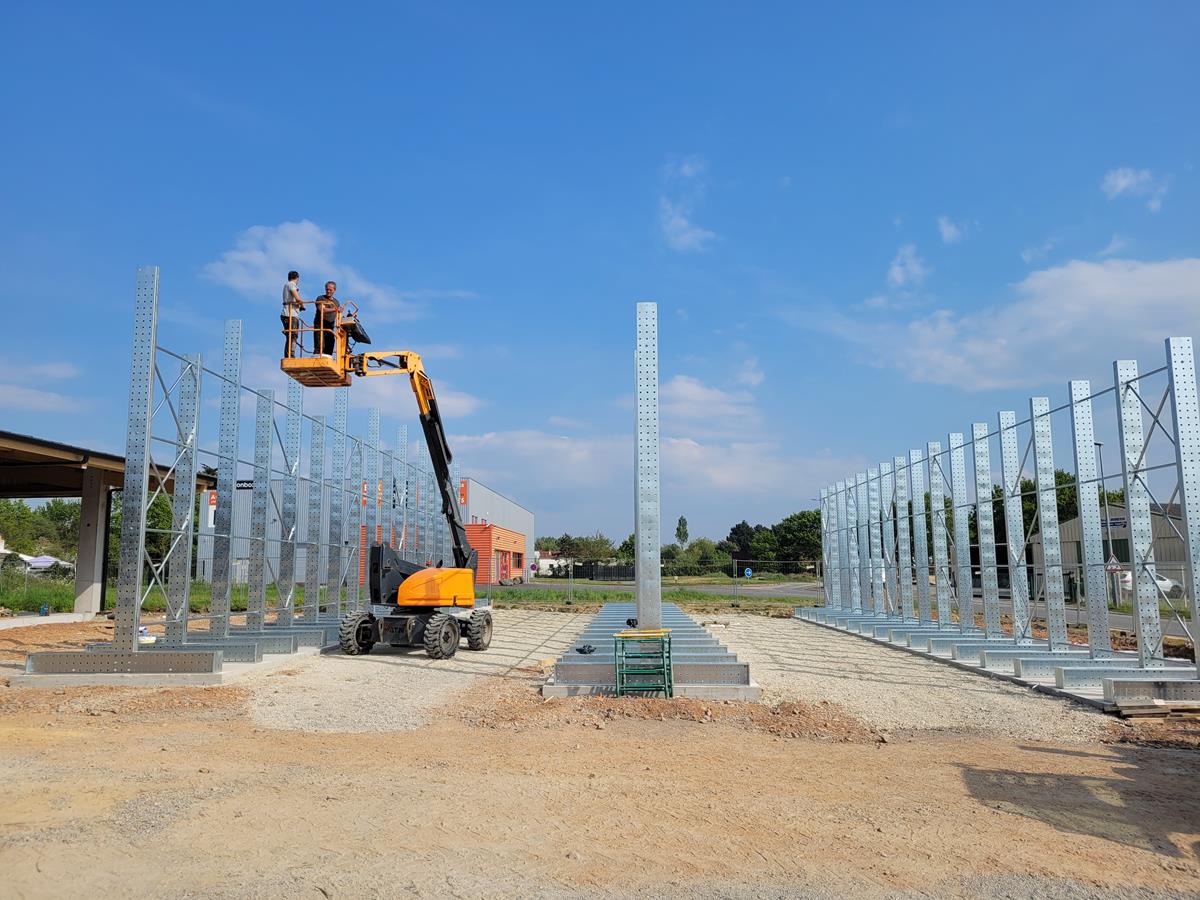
[466,610,493,651]
[339,612,375,655]
[423,613,460,659]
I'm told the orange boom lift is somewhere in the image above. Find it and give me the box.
[281,305,491,659]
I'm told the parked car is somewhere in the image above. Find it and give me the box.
[1119,570,1184,599]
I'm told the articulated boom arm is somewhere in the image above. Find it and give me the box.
[351,350,477,574]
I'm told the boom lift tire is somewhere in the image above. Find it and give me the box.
[339,611,376,655]
[423,612,460,659]
[466,609,493,651]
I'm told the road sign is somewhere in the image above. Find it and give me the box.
[1104,555,1123,573]
[744,567,753,578]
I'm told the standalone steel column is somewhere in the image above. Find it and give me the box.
[910,448,932,624]
[1166,337,1200,669]
[837,481,853,607]
[382,450,395,549]
[303,415,325,620]
[880,461,898,613]
[164,354,202,643]
[634,301,663,629]
[856,472,871,606]
[1114,360,1165,667]
[948,433,971,632]
[277,379,303,627]
[972,424,1002,637]
[867,467,884,614]
[327,389,348,614]
[1031,397,1069,650]
[894,456,913,620]
[1069,380,1112,657]
[820,488,831,606]
[845,477,862,612]
[827,486,843,609]
[113,267,159,650]
[928,442,952,627]
[210,320,242,639]
[998,411,1033,642]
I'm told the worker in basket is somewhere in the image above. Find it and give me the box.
[309,279,371,357]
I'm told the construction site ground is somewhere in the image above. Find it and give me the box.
[2,610,1199,899]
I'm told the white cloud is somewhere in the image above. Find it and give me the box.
[1101,167,1168,211]
[887,244,929,288]
[546,416,583,429]
[659,154,717,253]
[779,175,793,189]
[1096,234,1129,258]
[824,257,1200,390]
[1021,237,1057,264]
[0,359,84,412]
[203,220,477,323]
[734,357,764,387]
[0,384,83,413]
[937,215,965,244]
[659,197,716,253]
[660,375,760,434]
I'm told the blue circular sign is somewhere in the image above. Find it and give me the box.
[744,567,753,578]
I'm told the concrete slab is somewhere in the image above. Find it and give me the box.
[543,602,760,701]
[8,646,321,688]
[0,612,97,631]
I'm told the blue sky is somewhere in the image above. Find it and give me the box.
[1,2,1197,540]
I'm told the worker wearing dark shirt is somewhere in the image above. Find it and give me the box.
[313,281,339,356]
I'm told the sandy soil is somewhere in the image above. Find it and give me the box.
[1,610,1199,899]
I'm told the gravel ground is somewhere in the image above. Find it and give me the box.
[247,608,585,732]
[712,614,1113,741]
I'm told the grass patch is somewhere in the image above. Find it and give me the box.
[488,586,819,617]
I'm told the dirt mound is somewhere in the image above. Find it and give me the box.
[454,674,875,742]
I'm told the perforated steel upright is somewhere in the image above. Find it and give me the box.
[928,442,952,626]
[998,411,1033,641]
[327,389,348,615]
[1115,360,1165,666]
[209,320,242,639]
[893,456,913,619]
[867,467,884,614]
[948,433,971,632]
[277,380,303,627]
[634,301,663,629]
[246,390,273,631]
[837,481,853,607]
[349,436,364,612]
[397,425,409,560]
[368,408,380,555]
[856,473,871,607]
[880,461,898,613]
[909,449,932,624]
[1166,337,1200,668]
[844,477,862,612]
[971,424,1002,637]
[1031,397,1069,650]
[303,415,325,620]
[826,487,843,608]
[112,267,160,650]
[163,354,202,644]
[1069,381,1112,656]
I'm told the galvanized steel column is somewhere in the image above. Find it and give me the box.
[368,408,380,553]
[845,477,862,612]
[303,415,325,620]
[1031,397,1069,650]
[164,354,202,644]
[820,488,831,606]
[397,425,409,560]
[909,448,932,624]
[1069,381,1112,657]
[210,320,242,639]
[350,437,364,612]
[246,390,273,631]
[998,411,1033,642]
[856,473,871,607]
[972,424,1002,637]
[828,486,843,609]
[867,467,884,614]
[113,267,159,650]
[1166,337,1200,668]
[634,301,663,629]
[836,481,852,607]
[277,379,303,627]
[880,461,898,613]
[928,442,952,627]
[1114,360,1165,667]
[327,388,348,615]
[894,455,913,620]
[948,433,971,632]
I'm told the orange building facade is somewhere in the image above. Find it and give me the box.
[464,523,527,585]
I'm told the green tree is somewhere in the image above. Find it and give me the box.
[535,536,560,552]
[675,516,689,545]
[748,527,777,561]
[774,510,821,562]
[41,498,81,556]
[617,533,635,560]
[726,521,754,559]
[660,542,681,562]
